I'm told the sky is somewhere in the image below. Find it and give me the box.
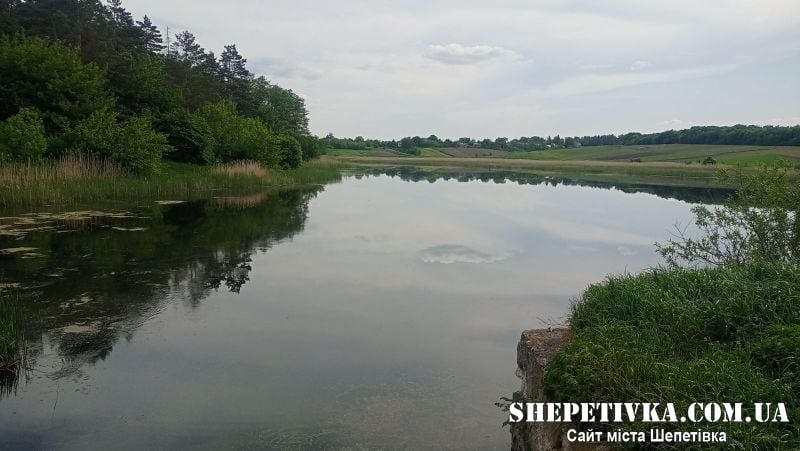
[124,0,800,140]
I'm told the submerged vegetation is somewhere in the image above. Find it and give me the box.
[542,165,800,448]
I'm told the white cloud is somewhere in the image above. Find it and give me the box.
[425,43,522,65]
[420,244,513,264]
[545,64,736,97]
[629,60,651,71]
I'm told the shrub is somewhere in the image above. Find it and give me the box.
[0,107,47,162]
[198,101,279,166]
[70,110,169,174]
[156,109,216,164]
[657,164,800,266]
[112,116,170,175]
[298,135,324,161]
[272,134,302,168]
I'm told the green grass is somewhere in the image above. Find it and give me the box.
[418,147,452,157]
[544,262,800,449]
[0,292,25,374]
[502,144,800,166]
[0,159,344,208]
[325,148,407,157]
[380,144,800,167]
[331,156,731,187]
[332,144,800,187]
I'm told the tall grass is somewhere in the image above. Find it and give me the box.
[0,292,25,396]
[543,262,800,449]
[215,160,268,177]
[0,155,343,207]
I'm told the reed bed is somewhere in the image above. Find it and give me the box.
[0,152,127,184]
[0,156,343,207]
[215,160,268,177]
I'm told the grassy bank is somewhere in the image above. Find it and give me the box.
[330,144,800,165]
[329,144,800,187]
[330,155,731,187]
[0,155,344,207]
[543,262,800,449]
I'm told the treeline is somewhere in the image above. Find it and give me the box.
[0,0,324,173]
[326,124,800,154]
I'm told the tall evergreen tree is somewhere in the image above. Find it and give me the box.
[135,15,163,53]
[171,30,206,66]
[218,44,250,81]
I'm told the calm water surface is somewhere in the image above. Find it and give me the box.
[0,171,715,450]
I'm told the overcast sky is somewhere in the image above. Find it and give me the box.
[125,0,800,139]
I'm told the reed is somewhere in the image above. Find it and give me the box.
[0,157,344,207]
[0,291,25,368]
[215,160,268,177]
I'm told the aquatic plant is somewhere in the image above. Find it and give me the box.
[0,292,25,396]
[0,156,343,207]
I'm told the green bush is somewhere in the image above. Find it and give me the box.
[70,110,170,174]
[298,135,324,161]
[156,109,216,164]
[658,165,800,266]
[198,101,279,166]
[0,107,47,162]
[112,116,171,175]
[273,134,302,168]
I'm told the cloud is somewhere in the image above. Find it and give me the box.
[545,64,736,97]
[425,43,522,65]
[661,119,684,126]
[420,244,513,264]
[125,0,800,137]
[629,60,651,71]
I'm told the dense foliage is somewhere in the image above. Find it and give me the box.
[0,0,321,174]
[326,124,800,154]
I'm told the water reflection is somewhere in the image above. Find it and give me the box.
[0,187,323,398]
[0,170,714,449]
[352,166,733,204]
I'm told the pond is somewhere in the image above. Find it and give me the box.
[0,169,723,450]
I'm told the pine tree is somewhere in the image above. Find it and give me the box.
[171,30,206,66]
[135,15,163,53]
[219,44,250,81]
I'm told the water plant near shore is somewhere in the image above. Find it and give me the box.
[0,154,343,207]
[0,292,25,396]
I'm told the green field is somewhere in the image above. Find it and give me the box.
[491,144,800,165]
[328,144,800,187]
[330,144,800,165]
[326,148,408,157]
